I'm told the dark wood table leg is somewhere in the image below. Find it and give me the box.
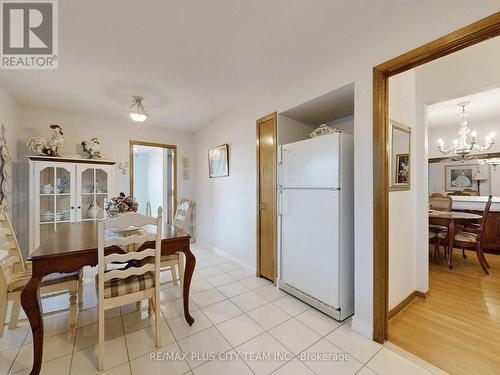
[448,220,455,270]
[20,275,43,375]
[182,242,196,326]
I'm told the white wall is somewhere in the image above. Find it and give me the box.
[325,115,354,135]
[14,105,195,254]
[134,151,150,215]
[193,2,500,338]
[277,115,315,145]
[388,71,418,309]
[0,84,19,228]
[146,148,164,214]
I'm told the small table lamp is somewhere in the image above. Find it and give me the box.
[473,171,488,195]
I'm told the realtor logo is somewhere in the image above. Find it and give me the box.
[1,0,58,69]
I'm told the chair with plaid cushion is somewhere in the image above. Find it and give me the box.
[0,210,79,336]
[96,208,163,371]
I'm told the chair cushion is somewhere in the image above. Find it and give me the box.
[437,231,448,239]
[8,270,80,292]
[96,272,155,298]
[429,224,448,233]
[428,232,437,240]
[454,231,477,243]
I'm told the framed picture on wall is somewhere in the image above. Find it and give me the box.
[395,153,409,184]
[445,164,474,191]
[208,144,229,178]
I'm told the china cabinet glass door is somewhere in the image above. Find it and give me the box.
[36,164,74,247]
[77,166,111,221]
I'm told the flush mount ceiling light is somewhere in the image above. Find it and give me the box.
[437,101,495,160]
[127,95,149,123]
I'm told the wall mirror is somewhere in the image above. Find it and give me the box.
[389,120,411,191]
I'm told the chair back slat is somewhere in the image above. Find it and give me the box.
[104,212,157,230]
[173,199,193,231]
[0,211,25,288]
[105,232,157,248]
[102,263,155,282]
[98,208,163,300]
[104,248,156,265]
[478,195,493,243]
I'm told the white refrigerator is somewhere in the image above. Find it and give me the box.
[278,132,354,321]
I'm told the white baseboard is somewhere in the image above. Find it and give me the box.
[196,242,256,274]
[351,316,373,339]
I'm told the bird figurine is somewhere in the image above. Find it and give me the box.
[27,124,64,157]
[81,137,102,159]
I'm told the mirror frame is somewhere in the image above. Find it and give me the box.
[389,120,411,191]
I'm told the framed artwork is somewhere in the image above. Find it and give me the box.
[395,153,409,184]
[445,164,474,191]
[208,144,229,178]
[389,120,411,191]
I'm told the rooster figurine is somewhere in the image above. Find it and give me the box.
[81,137,102,159]
[27,124,64,157]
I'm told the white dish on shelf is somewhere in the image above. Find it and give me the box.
[41,186,53,194]
[40,212,64,222]
[40,212,54,221]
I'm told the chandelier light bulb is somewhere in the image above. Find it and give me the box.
[453,139,459,145]
[471,131,477,138]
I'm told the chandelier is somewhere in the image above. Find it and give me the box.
[437,101,495,159]
[127,96,149,123]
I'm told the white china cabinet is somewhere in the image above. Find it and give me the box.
[29,156,116,254]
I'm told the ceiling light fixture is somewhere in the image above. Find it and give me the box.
[437,101,494,160]
[128,95,149,123]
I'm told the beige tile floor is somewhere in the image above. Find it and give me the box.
[0,244,447,375]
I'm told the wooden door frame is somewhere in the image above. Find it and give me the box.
[256,112,278,282]
[373,12,500,343]
[129,140,178,220]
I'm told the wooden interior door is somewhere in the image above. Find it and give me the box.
[256,113,277,281]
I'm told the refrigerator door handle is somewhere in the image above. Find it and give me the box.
[278,188,283,216]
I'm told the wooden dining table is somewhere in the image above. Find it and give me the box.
[429,210,482,268]
[20,221,195,375]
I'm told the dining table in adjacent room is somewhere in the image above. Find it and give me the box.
[20,221,195,375]
[428,209,482,268]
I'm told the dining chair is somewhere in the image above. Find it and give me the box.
[447,191,471,196]
[428,231,441,264]
[0,210,79,336]
[463,188,479,196]
[97,208,162,370]
[428,194,451,250]
[452,195,493,274]
[429,193,452,211]
[160,200,192,289]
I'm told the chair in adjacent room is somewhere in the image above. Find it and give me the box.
[428,194,452,262]
[0,210,79,336]
[96,208,163,370]
[451,195,493,274]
